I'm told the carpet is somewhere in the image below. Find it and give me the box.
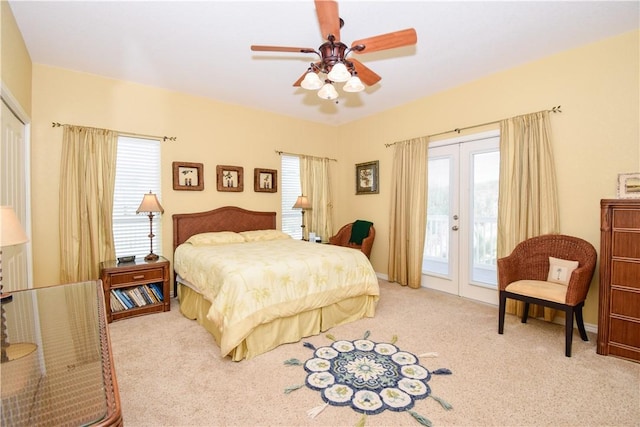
[285,331,453,426]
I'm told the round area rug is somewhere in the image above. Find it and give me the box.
[285,332,453,426]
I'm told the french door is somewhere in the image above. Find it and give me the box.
[422,132,499,305]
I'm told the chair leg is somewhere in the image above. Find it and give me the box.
[498,292,506,334]
[565,306,574,357]
[575,303,589,341]
[521,302,530,323]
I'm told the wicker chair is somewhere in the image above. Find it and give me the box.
[328,222,375,258]
[497,234,597,357]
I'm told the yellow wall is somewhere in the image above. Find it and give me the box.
[4,0,638,328]
[30,65,337,286]
[335,30,639,324]
[1,0,32,114]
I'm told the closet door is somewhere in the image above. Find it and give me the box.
[1,99,31,290]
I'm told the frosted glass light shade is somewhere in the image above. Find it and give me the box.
[343,76,365,93]
[301,72,323,90]
[327,62,350,82]
[317,83,338,100]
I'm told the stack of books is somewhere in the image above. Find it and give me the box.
[109,283,164,312]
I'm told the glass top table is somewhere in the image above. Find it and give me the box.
[0,280,121,426]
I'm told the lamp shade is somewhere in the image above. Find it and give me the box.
[327,62,351,83]
[301,72,323,90]
[317,83,339,100]
[292,195,312,210]
[1,206,28,247]
[343,75,365,93]
[136,192,164,214]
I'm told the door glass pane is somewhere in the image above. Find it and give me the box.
[470,150,499,286]
[424,157,450,276]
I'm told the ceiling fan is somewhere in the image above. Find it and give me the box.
[250,0,417,100]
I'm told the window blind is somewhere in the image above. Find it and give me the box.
[113,136,162,258]
[280,154,302,239]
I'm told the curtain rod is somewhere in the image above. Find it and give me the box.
[52,122,177,142]
[275,150,337,162]
[384,105,562,147]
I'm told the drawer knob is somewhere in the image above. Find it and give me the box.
[132,275,145,280]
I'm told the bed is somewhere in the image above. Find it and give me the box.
[172,206,380,361]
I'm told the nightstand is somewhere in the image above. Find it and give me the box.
[100,256,170,323]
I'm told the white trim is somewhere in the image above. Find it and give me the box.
[1,80,33,288]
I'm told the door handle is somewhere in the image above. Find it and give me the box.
[452,225,459,231]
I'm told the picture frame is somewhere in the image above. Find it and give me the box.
[617,172,640,198]
[355,160,379,195]
[254,168,277,193]
[172,162,204,191]
[216,165,244,192]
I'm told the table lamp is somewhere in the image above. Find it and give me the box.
[136,191,164,261]
[292,195,312,240]
[1,206,36,375]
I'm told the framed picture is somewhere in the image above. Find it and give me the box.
[216,165,244,192]
[254,168,277,193]
[356,160,379,195]
[172,162,204,191]
[617,173,640,198]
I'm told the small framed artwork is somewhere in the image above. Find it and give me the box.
[173,162,204,191]
[254,168,277,193]
[216,165,244,192]
[356,160,379,195]
[617,173,640,198]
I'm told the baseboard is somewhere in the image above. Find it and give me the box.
[375,272,598,334]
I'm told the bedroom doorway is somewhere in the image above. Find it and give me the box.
[422,131,499,305]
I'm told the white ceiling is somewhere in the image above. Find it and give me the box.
[8,1,639,126]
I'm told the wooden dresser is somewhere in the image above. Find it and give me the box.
[597,199,640,362]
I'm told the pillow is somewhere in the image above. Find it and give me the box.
[240,229,292,242]
[547,256,579,285]
[186,231,245,246]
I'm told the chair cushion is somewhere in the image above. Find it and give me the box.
[505,280,567,304]
[547,256,579,285]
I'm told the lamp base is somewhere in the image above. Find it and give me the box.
[144,253,159,261]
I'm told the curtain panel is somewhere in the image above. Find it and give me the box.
[300,156,334,242]
[388,136,429,288]
[59,125,118,283]
[498,111,560,319]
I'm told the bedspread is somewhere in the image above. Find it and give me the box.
[174,239,379,356]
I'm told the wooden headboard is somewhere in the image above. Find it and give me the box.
[172,206,276,251]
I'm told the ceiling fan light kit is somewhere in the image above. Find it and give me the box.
[301,72,324,90]
[317,82,339,100]
[250,0,417,102]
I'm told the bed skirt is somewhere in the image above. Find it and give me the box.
[177,283,378,361]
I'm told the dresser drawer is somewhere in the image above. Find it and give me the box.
[609,317,640,349]
[612,231,640,259]
[610,289,640,319]
[613,209,640,229]
[109,268,164,286]
[612,260,640,290]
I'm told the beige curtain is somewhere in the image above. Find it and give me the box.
[300,156,334,242]
[59,125,118,283]
[388,137,429,288]
[498,111,560,319]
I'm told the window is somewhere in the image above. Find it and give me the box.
[280,154,302,239]
[112,136,162,258]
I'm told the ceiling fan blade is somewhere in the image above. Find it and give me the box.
[351,28,417,54]
[315,0,340,41]
[251,45,316,54]
[350,58,381,86]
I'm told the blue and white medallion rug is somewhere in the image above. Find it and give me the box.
[284,331,453,426]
